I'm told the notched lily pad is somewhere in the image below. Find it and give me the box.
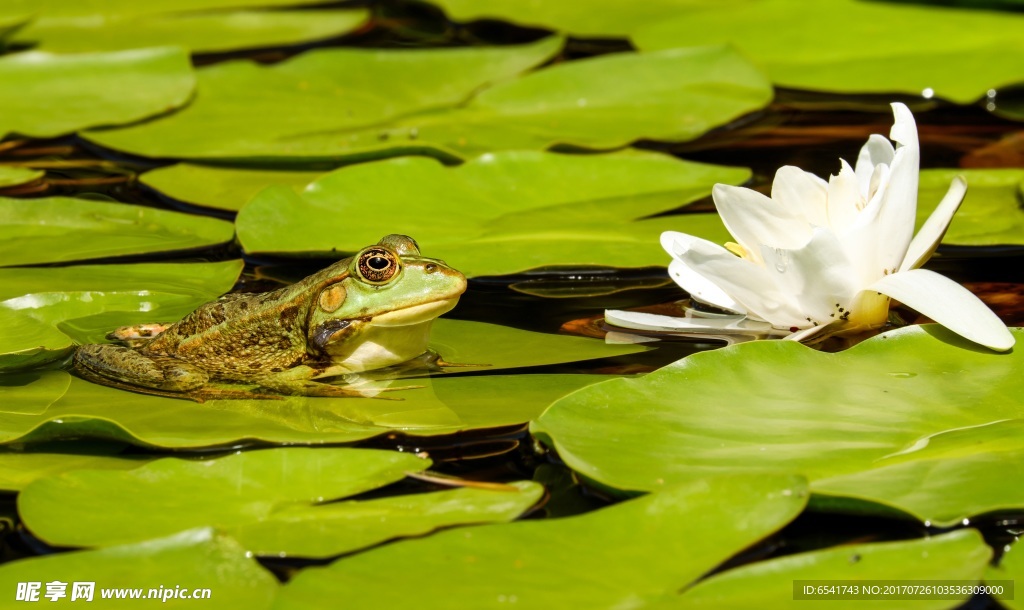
[237,150,741,276]
[0,528,277,610]
[273,474,808,609]
[141,164,322,212]
[0,443,147,492]
[84,37,564,161]
[0,197,235,266]
[0,46,194,139]
[532,325,1024,525]
[18,447,431,549]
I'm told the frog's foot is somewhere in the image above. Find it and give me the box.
[257,377,424,400]
[74,344,209,392]
[107,323,171,348]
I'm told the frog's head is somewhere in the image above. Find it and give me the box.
[307,235,466,360]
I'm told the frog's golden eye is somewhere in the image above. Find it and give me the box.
[357,248,399,284]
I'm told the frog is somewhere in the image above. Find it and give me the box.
[73,234,466,401]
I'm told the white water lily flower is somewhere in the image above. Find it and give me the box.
[608,103,1014,351]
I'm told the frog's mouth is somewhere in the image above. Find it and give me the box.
[369,297,461,327]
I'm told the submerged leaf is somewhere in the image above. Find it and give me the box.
[533,325,1024,525]
[237,150,741,276]
[0,47,194,139]
[0,197,235,266]
[0,166,43,188]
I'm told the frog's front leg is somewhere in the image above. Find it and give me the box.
[256,365,421,399]
[74,344,209,392]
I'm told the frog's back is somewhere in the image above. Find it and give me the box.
[143,289,312,379]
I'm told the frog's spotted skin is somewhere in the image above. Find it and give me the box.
[73,235,466,400]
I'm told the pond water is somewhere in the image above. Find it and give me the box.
[2,1,1024,608]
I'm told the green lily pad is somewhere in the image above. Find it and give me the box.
[85,44,770,161]
[0,369,618,448]
[427,0,722,37]
[237,150,741,276]
[231,482,541,558]
[22,451,542,557]
[84,37,562,162]
[919,169,1024,246]
[0,528,277,609]
[673,530,990,609]
[987,538,1023,610]
[633,0,1024,104]
[142,164,322,212]
[19,447,429,548]
[0,444,148,492]
[0,166,43,188]
[0,197,235,266]
[0,309,75,370]
[10,10,368,54]
[0,260,242,370]
[274,474,808,609]
[532,325,1024,526]
[0,47,194,139]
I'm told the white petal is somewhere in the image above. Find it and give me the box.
[825,159,862,230]
[900,176,967,272]
[604,309,771,333]
[758,227,860,325]
[869,269,1014,352]
[854,134,895,198]
[872,102,920,268]
[712,184,811,254]
[836,162,891,286]
[668,259,746,314]
[672,239,806,329]
[771,166,829,227]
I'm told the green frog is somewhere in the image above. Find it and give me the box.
[73,235,466,401]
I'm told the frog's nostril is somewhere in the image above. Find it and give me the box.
[425,263,437,273]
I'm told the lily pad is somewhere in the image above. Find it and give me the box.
[10,10,368,54]
[632,0,1024,104]
[84,37,563,161]
[237,150,742,276]
[19,447,429,547]
[85,44,771,161]
[0,309,75,370]
[919,169,1024,246]
[141,164,322,212]
[0,444,148,492]
[0,166,43,188]
[532,325,1024,525]
[274,474,808,609]
[0,528,277,609]
[0,47,194,139]
[0,369,618,448]
[987,538,1024,610]
[427,0,723,37]
[0,197,235,266]
[21,451,542,557]
[673,530,990,609]
[0,260,242,370]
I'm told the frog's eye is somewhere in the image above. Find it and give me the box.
[357,247,399,284]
